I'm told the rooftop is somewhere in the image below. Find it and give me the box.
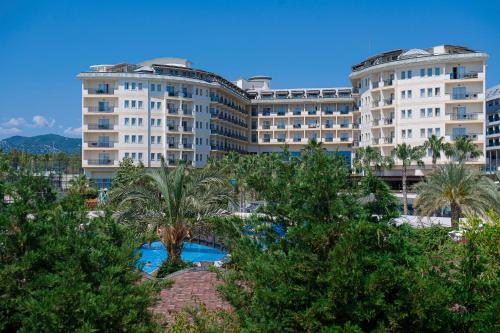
[351,45,482,72]
[487,85,500,101]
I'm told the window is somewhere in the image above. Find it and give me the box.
[435,108,441,117]
[131,135,136,143]
[150,101,155,109]
[151,136,155,144]
[156,102,161,109]
[407,109,412,118]
[435,128,441,137]
[427,68,432,76]
[407,70,412,79]
[401,110,406,118]
[131,118,136,126]
[157,136,161,143]
[124,135,129,143]
[408,129,412,138]
[157,153,162,160]
[420,108,426,117]
[131,100,136,108]
[150,119,155,126]
[138,135,143,144]
[407,90,412,98]
[138,153,143,160]
[151,153,155,160]
[401,130,406,138]
[124,118,130,125]
[125,152,129,158]
[427,108,433,117]
[131,82,136,90]
[138,101,143,108]
[427,88,433,97]
[138,83,143,90]
[435,67,441,76]
[125,82,129,90]
[131,152,136,159]
[124,100,130,108]
[138,118,143,126]
[150,84,155,91]
[427,128,433,138]
[420,128,425,138]
[420,68,425,77]
[156,119,161,126]
[435,87,440,96]
[401,91,406,99]
[156,84,161,91]
[420,89,425,97]
[401,71,406,79]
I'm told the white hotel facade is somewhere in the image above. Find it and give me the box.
[78,46,489,187]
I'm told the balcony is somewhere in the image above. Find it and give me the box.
[383,99,393,106]
[85,141,116,148]
[308,123,319,128]
[179,126,193,132]
[451,134,482,141]
[167,125,178,131]
[277,124,286,129]
[448,92,481,101]
[182,143,193,149]
[263,137,271,143]
[168,108,178,114]
[277,137,286,143]
[324,137,334,142]
[448,113,479,121]
[372,119,380,126]
[449,72,480,80]
[324,123,334,129]
[293,124,302,129]
[340,137,350,142]
[86,88,115,95]
[293,137,302,142]
[488,115,500,123]
[339,108,351,115]
[167,91,193,98]
[382,79,393,87]
[262,124,271,129]
[382,137,394,144]
[292,111,302,116]
[487,128,500,135]
[87,159,114,166]
[323,110,334,115]
[168,142,177,148]
[307,110,318,115]
[372,81,379,89]
[87,123,115,130]
[382,118,394,125]
[372,100,381,108]
[86,106,115,113]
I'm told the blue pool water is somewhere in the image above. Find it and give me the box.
[137,241,227,274]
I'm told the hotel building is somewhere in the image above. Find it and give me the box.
[78,45,488,186]
[349,45,488,175]
[486,85,500,172]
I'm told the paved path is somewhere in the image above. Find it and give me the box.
[152,268,232,320]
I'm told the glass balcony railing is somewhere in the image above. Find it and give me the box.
[87,123,114,130]
[449,113,479,120]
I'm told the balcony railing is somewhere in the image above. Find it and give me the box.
[86,88,115,95]
[277,138,286,142]
[340,137,350,142]
[450,92,480,100]
[308,124,319,128]
[86,106,115,113]
[452,134,481,141]
[86,141,116,148]
[340,123,350,128]
[262,124,271,129]
[382,137,394,144]
[87,159,114,165]
[449,113,479,121]
[383,79,393,86]
[293,124,302,129]
[487,128,500,135]
[182,143,193,149]
[382,118,394,125]
[372,82,379,89]
[87,123,114,130]
[449,72,480,80]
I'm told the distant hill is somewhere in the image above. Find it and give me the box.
[0,134,81,155]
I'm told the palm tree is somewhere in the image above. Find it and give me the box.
[391,143,425,215]
[353,146,391,175]
[414,163,500,228]
[111,164,233,264]
[448,136,483,162]
[423,135,452,169]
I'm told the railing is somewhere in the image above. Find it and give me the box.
[262,124,271,129]
[180,126,193,132]
[168,143,177,148]
[308,124,319,128]
[293,137,302,142]
[324,137,334,142]
[293,124,302,129]
[86,88,115,95]
[324,110,334,115]
[324,124,333,128]
[383,99,393,105]
[308,111,318,115]
[383,79,393,86]
[87,159,114,165]
[340,123,350,128]
[452,134,481,141]
[372,100,380,108]
[182,143,193,149]
[167,91,193,98]
[372,81,379,89]
[340,137,350,142]
[168,108,178,114]
[372,119,380,126]
[86,106,115,113]
[449,72,479,80]
[487,128,500,135]
[277,125,286,129]
[488,116,500,122]
[382,137,394,144]
[450,92,480,100]
[86,141,116,148]
[87,124,114,130]
[449,113,479,120]
[293,111,302,115]
[263,138,271,142]
[382,118,394,125]
[277,138,286,142]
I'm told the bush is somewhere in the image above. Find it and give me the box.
[156,260,193,278]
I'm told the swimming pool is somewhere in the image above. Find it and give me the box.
[137,241,227,274]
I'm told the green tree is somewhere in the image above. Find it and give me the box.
[414,163,500,228]
[0,172,159,332]
[68,173,97,198]
[423,135,452,169]
[111,164,232,264]
[448,136,483,162]
[391,143,425,214]
[353,146,392,175]
[112,157,146,189]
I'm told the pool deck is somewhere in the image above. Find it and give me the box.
[151,267,232,320]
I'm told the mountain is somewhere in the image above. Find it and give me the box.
[0,134,81,155]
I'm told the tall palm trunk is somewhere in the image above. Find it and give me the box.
[432,155,437,170]
[450,201,461,229]
[160,225,189,265]
[402,165,408,215]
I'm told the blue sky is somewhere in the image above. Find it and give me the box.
[0,0,499,138]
